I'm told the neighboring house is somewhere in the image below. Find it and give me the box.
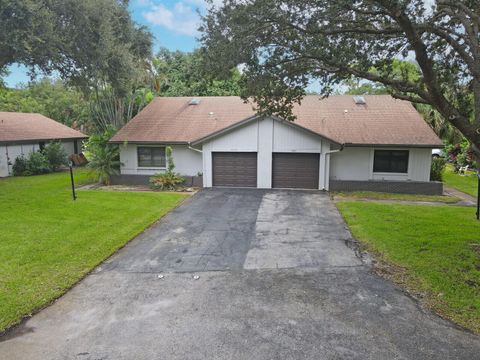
[0,112,87,177]
[110,95,443,194]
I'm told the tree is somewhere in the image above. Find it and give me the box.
[88,88,154,132]
[200,1,480,159]
[0,79,90,126]
[343,80,388,96]
[150,48,244,96]
[0,0,152,96]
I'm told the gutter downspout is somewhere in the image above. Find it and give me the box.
[188,144,202,153]
[322,144,344,191]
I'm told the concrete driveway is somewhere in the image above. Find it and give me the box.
[1,189,479,359]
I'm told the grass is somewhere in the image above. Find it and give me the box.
[0,170,188,333]
[337,201,480,333]
[443,164,478,197]
[332,191,460,203]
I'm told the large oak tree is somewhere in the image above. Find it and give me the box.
[200,0,480,159]
[0,0,152,96]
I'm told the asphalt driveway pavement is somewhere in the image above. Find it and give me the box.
[1,188,479,359]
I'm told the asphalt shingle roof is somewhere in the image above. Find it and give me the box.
[0,112,86,143]
[110,95,442,147]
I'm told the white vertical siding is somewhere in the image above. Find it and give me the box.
[120,144,203,176]
[0,146,8,177]
[408,148,432,182]
[272,120,322,152]
[330,147,372,181]
[330,146,434,182]
[319,141,331,190]
[202,117,328,189]
[202,120,259,187]
[257,118,273,188]
[0,140,79,177]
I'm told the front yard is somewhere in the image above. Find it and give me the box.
[0,171,188,333]
[443,164,478,197]
[337,201,480,333]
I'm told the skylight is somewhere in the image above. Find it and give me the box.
[353,96,366,104]
[189,98,201,105]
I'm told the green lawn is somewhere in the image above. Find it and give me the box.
[443,164,478,197]
[332,191,459,203]
[337,201,480,333]
[0,171,187,333]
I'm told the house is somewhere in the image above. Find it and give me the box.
[110,95,444,194]
[0,112,87,177]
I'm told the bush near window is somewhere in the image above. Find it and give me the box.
[149,146,185,191]
[430,157,447,182]
[149,172,185,191]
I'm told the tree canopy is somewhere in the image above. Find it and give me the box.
[0,79,89,126]
[200,0,480,157]
[0,0,152,96]
[150,48,244,97]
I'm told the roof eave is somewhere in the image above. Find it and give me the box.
[108,139,190,145]
[0,136,87,144]
[343,142,444,148]
[190,114,342,147]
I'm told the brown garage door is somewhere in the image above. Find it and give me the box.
[212,152,257,187]
[272,153,320,189]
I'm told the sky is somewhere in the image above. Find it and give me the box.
[4,0,213,88]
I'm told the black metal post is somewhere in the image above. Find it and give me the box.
[477,172,479,220]
[69,161,76,201]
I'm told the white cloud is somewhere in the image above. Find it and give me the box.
[142,1,224,36]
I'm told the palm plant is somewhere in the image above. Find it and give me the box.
[86,145,120,185]
[83,128,121,185]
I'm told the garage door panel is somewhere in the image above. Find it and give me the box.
[213,152,257,187]
[272,153,319,189]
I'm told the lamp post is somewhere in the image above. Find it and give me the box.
[476,171,479,220]
[69,160,76,201]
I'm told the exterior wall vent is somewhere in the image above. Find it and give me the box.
[353,96,366,104]
[189,98,201,105]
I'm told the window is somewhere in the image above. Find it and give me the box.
[137,147,166,168]
[373,150,409,173]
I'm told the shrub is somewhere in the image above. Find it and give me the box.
[12,156,29,176]
[149,172,185,191]
[149,146,185,190]
[26,151,52,175]
[84,127,121,185]
[43,141,67,171]
[446,140,477,170]
[430,156,446,182]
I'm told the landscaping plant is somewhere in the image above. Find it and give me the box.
[11,155,29,176]
[26,151,52,175]
[430,157,446,182]
[12,151,52,176]
[84,127,121,185]
[149,146,185,191]
[446,140,477,171]
[42,141,67,171]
